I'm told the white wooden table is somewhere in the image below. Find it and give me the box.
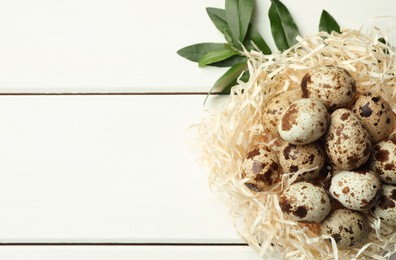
[0,0,395,259]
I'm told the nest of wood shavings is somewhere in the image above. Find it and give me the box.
[196,29,396,259]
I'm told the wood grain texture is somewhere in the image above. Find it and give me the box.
[0,246,260,260]
[1,1,396,258]
[0,95,239,243]
[0,0,395,92]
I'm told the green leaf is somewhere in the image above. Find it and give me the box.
[198,48,239,67]
[177,43,227,62]
[238,0,254,41]
[211,62,247,93]
[240,70,250,83]
[211,55,247,67]
[225,0,254,43]
[206,7,271,54]
[206,8,236,47]
[221,70,250,94]
[378,37,387,44]
[206,8,228,34]
[268,0,300,51]
[319,10,340,34]
[244,25,272,54]
[225,0,239,43]
[224,28,236,46]
[204,62,247,103]
[378,37,390,54]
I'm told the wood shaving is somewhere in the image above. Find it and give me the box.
[196,29,396,259]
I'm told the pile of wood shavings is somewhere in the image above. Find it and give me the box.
[197,29,396,259]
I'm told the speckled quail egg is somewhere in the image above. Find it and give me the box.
[279,181,331,222]
[278,142,325,181]
[352,92,394,143]
[325,109,372,170]
[370,139,396,184]
[301,65,356,110]
[262,89,303,137]
[320,209,369,249]
[241,145,280,192]
[277,98,329,145]
[373,184,396,226]
[329,169,381,211]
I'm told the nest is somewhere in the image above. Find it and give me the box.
[196,29,396,259]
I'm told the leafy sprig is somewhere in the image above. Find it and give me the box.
[268,0,300,51]
[177,0,340,95]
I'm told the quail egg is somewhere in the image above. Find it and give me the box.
[325,109,372,170]
[370,139,396,184]
[278,142,325,181]
[262,89,303,137]
[278,98,329,145]
[320,209,369,248]
[279,181,331,222]
[373,184,396,226]
[301,65,356,110]
[329,169,381,211]
[241,145,280,192]
[352,92,394,143]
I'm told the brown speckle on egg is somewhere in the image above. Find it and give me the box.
[352,92,394,143]
[359,103,373,117]
[373,185,396,226]
[262,89,303,137]
[281,104,298,131]
[329,170,381,210]
[370,139,396,184]
[241,145,280,192]
[279,182,331,222]
[301,66,356,109]
[278,98,329,145]
[278,142,325,181]
[325,109,372,170]
[321,209,369,248]
[246,148,260,159]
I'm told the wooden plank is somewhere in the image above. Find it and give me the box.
[0,246,393,260]
[0,0,395,93]
[0,93,394,257]
[0,0,225,93]
[0,246,260,260]
[0,94,239,243]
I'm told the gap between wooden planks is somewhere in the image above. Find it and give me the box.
[0,243,246,246]
[0,92,232,97]
[0,92,209,96]
[0,245,260,260]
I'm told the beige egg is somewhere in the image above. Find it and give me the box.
[279,181,331,222]
[241,145,280,192]
[352,92,394,143]
[325,109,372,170]
[373,184,396,226]
[320,209,369,248]
[329,169,381,211]
[278,98,329,145]
[262,89,303,137]
[370,139,396,184]
[278,142,325,181]
[301,65,356,110]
